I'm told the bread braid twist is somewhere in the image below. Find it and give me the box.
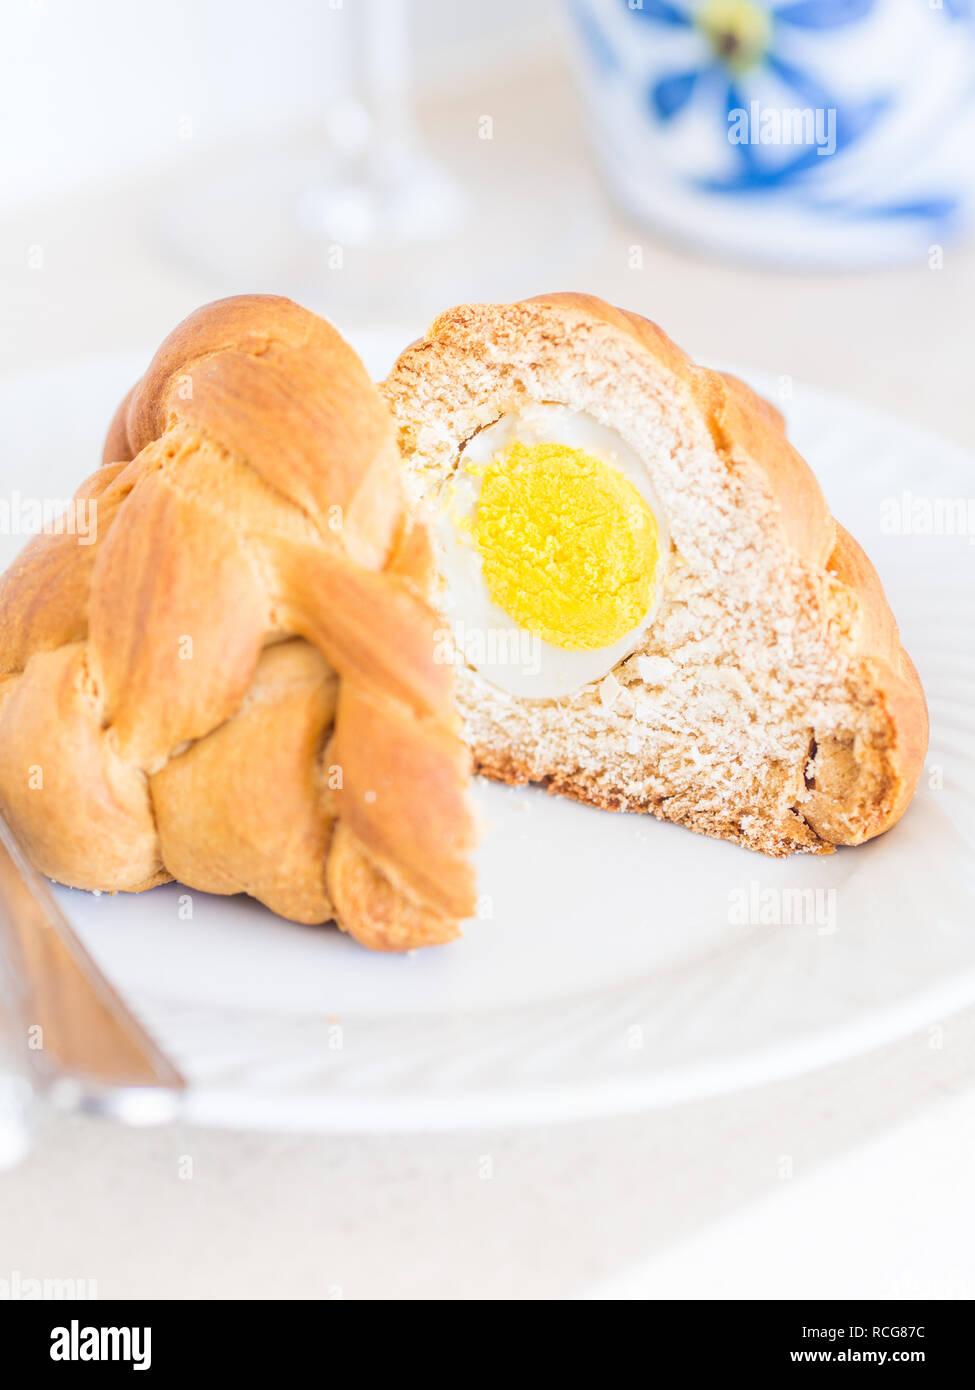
[0,295,475,950]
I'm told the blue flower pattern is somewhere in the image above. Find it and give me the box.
[637,0,887,192]
[574,0,969,225]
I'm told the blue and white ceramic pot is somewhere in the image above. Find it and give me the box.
[565,0,975,267]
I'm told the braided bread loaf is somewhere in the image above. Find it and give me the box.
[0,295,476,951]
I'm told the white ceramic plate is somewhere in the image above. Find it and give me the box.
[1,335,973,1132]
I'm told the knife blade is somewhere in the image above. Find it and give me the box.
[0,814,184,1125]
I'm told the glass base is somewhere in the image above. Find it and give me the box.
[156,126,607,325]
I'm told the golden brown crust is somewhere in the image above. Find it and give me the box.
[387,292,928,851]
[533,293,836,568]
[469,743,826,858]
[0,295,476,948]
[803,524,928,843]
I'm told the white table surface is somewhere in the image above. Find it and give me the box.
[1,58,973,1301]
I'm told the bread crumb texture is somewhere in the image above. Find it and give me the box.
[382,294,928,856]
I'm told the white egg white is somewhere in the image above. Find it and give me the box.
[435,403,669,699]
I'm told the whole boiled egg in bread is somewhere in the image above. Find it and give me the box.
[436,403,669,698]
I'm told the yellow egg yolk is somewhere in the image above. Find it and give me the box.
[469,441,660,650]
